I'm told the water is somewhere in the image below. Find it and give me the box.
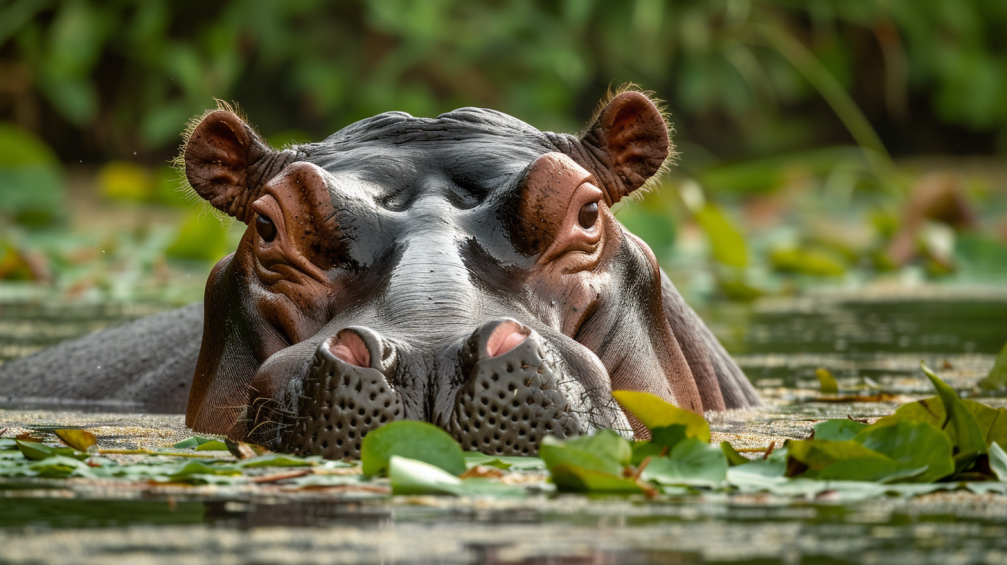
[1,291,1006,564]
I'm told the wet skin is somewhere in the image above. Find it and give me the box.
[0,92,759,457]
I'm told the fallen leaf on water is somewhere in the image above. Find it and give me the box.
[812,393,898,403]
[815,368,838,394]
[54,429,98,453]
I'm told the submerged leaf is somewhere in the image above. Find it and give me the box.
[612,390,710,442]
[360,421,466,477]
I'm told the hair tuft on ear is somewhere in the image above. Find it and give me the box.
[578,84,678,204]
[171,99,256,205]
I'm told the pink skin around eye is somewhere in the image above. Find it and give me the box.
[327,332,371,368]
[485,320,529,357]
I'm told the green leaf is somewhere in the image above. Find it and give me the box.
[852,421,954,483]
[164,208,230,262]
[558,429,633,467]
[630,425,688,465]
[988,442,1007,481]
[236,453,317,468]
[979,341,1007,390]
[815,368,838,394]
[787,439,889,473]
[462,452,545,470]
[54,429,98,453]
[17,441,87,461]
[194,440,229,451]
[157,461,243,485]
[921,362,986,455]
[612,390,710,442]
[172,436,219,448]
[538,433,640,493]
[813,419,868,441]
[30,455,94,478]
[547,463,643,493]
[769,247,846,276]
[693,203,748,268]
[642,438,727,486]
[360,421,466,477]
[389,456,525,497]
[538,434,626,478]
[720,441,750,466]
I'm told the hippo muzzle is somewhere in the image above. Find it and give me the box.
[179,89,759,458]
[266,321,597,458]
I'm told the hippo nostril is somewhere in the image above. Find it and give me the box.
[322,326,398,375]
[328,331,370,368]
[485,320,529,358]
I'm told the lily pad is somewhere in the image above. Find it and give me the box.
[813,419,868,441]
[54,429,98,453]
[389,456,525,497]
[642,438,727,487]
[360,421,466,477]
[612,390,710,442]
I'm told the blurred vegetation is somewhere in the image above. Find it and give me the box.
[0,0,1005,304]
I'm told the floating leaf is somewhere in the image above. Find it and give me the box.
[539,433,640,493]
[389,456,524,497]
[813,419,867,441]
[172,436,220,449]
[989,442,1007,482]
[852,421,953,483]
[631,425,688,465]
[815,368,838,394]
[720,441,750,466]
[642,438,727,486]
[978,341,1007,390]
[157,461,243,485]
[360,421,466,477]
[612,390,710,442]
[30,455,94,478]
[920,362,986,456]
[463,452,545,471]
[193,440,229,451]
[237,453,317,468]
[17,441,87,461]
[54,429,97,453]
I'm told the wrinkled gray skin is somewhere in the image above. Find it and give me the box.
[0,97,759,458]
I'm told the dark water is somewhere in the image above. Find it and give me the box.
[2,295,1007,564]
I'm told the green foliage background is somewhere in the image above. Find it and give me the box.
[2,0,1006,161]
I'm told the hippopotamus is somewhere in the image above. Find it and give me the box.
[0,90,758,457]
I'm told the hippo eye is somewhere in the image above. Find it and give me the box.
[578,201,599,229]
[256,214,277,243]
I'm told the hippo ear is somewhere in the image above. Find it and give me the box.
[579,91,670,204]
[182,110,280,223]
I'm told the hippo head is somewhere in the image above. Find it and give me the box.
[181,91,727,458]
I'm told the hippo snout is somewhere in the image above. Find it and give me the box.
[442,320,582,455]
[267,320,586,459]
